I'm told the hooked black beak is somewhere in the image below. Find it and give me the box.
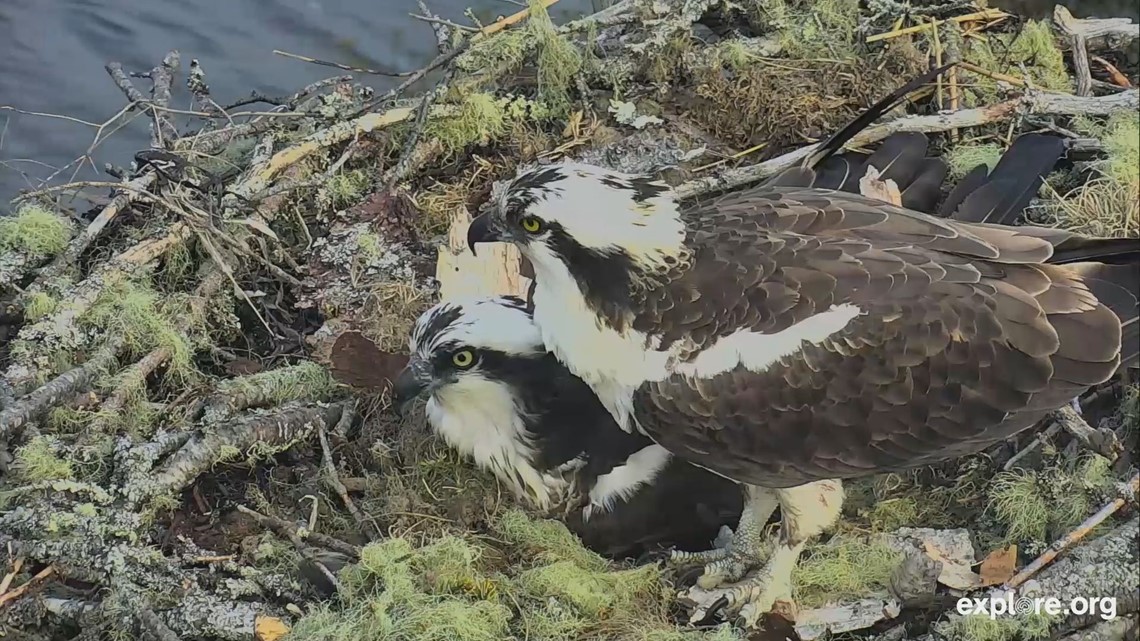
[467,213,497,257]
[392,360,431,416]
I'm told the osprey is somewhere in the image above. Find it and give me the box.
[465,116,1140,624]
[391,295,744,559]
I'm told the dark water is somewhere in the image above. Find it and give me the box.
[0,0,1135,209]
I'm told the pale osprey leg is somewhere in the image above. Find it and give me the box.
[678,480,845,626]
[669,485,778,578]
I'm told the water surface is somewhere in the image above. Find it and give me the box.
[0,0,1135,208]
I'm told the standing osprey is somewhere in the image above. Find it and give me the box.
[391,295,743,559]
[464,133,1139,625]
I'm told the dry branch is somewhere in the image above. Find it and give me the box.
[677,89,1140,199]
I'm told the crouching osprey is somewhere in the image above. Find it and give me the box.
[391,295,743,559]
[465,148,1140,625]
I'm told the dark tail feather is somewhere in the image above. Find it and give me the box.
[1049,236,1140,265]
[944,134,1066,223]
[762,62,957,187]
[939,164,989,218]
[808,155,856,191]
[900,157,949,212]
[1069,257,1140,368]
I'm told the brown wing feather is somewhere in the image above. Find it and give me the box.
[628,186,1131,488]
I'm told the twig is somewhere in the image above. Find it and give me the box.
[1002,474,1139,590]
[317,401,376,540]
[1003,423,1062,471]
[272,49,415,77]
[0,558,24,596]
[957,60,1027,87]
[410,14,480,33]
[348,43,469,118]
[236,505,348,594]
[477,0,561,38]
[382,70,450,191]
[225,106,418,209]
[1051,5,1139,46]
[0,566,55,608]
[866,9,1008,43]
[36,172,159,281]
[677,89,1139,199]
[417,0,452,52]
[137,608,180,641]
[1091,56,1132,88]
[235,504,362,560]
[104,63,148,104]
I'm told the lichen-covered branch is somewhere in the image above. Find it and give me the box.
[0,337,123,441]
[145,402,344,500]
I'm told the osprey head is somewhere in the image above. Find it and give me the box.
[392,295,544,410]
[466,162,687,284]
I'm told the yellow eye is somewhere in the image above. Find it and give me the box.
[520,216,542,233]
[452,350,475,368]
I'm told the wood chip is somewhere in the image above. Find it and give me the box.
[923,540,983,590]
[978,545,1018,587]
[435,207,532,302]
[858,165,903,206]
[255,615,290,641]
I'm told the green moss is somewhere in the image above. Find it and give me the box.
[793,533,902,607]
[84,277,196,384]
[11,436,74,482]
[457,29,533,77]
[946,142,1004,180]
[320,169,372,211]
[961,20,1071,105]
[516,560,659,618]
[988,454,1117,546]
[291,536,511,641]
[1100,111,1140,188]
[1044,111,1138,237]
[527,0,583,116]
[214,361,337,407]
[748,0,858,60]
[23,291,60,321]
[862,496,922,531]
[494,509,608,572]
[941,612,1053,641]
[0,205,72,259]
